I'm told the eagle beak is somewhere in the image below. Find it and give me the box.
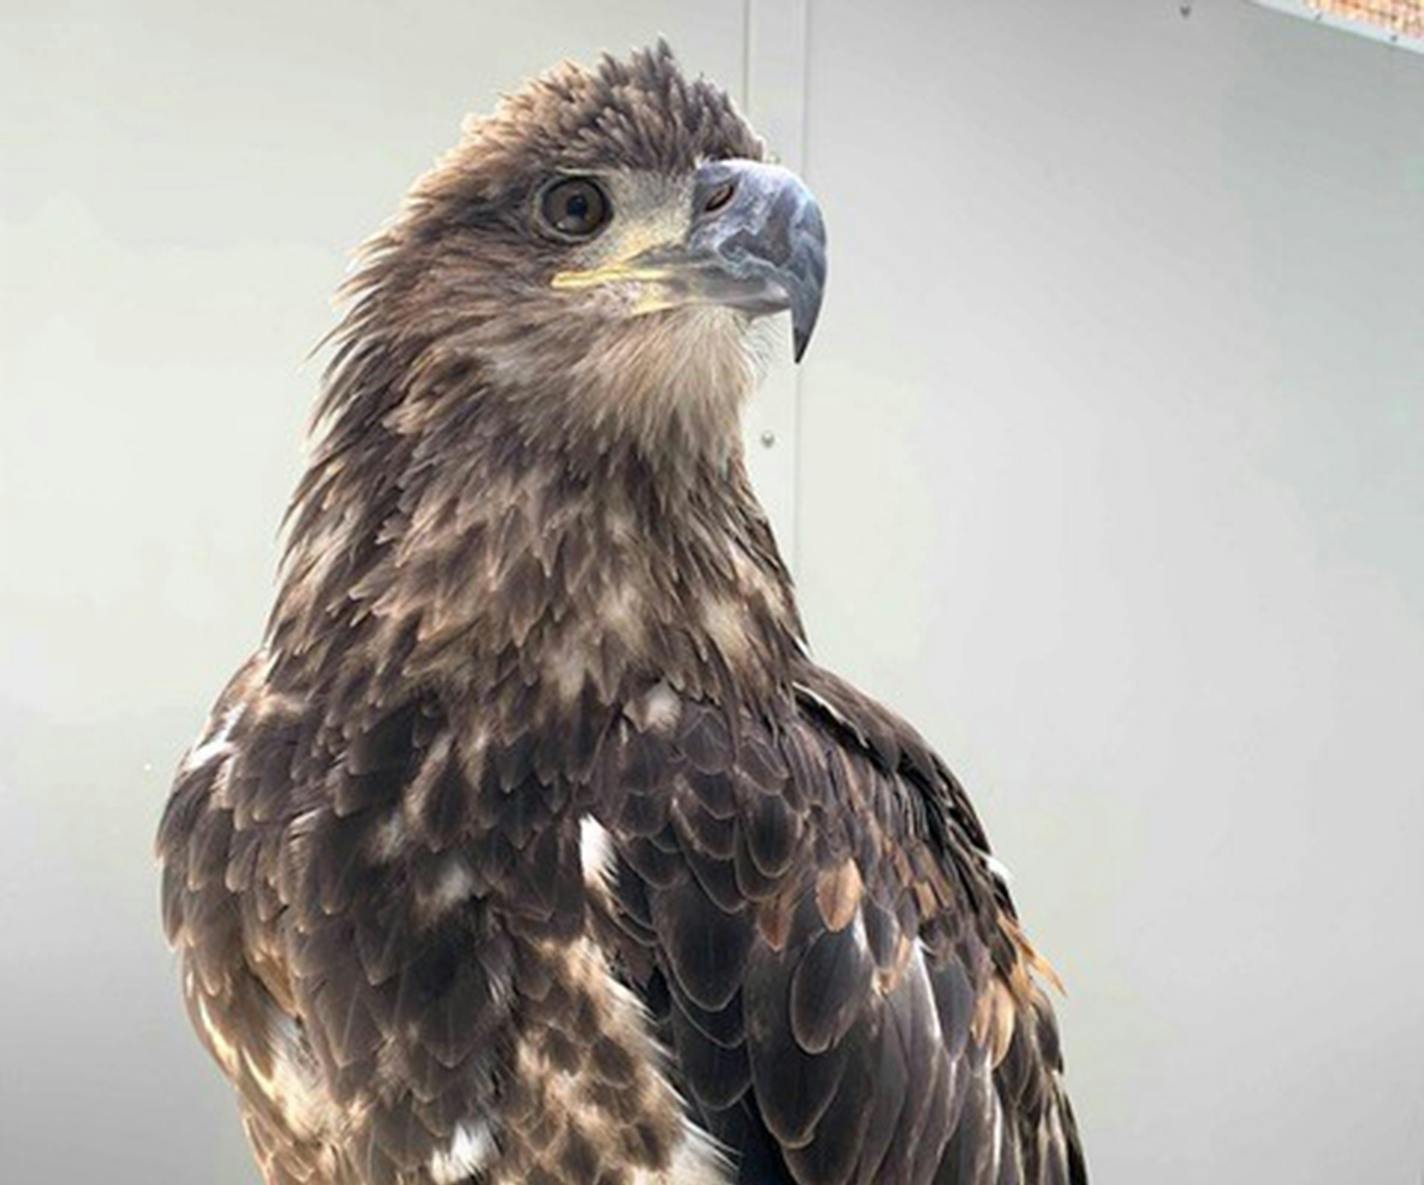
[679,160,827,362]
[553,161,827,362]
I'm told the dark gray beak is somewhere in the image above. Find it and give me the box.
[684,160,827,362]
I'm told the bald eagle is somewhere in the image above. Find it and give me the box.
[158,42,1086,1185]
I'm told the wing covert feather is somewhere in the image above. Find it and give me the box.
[598,673,1086,1185]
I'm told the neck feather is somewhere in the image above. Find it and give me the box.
[268,330,803,719]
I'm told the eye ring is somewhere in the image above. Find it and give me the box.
[537,177,612,240]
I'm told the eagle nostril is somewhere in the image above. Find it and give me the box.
[703,180,736,214]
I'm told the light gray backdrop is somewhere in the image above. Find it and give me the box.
[2,2,1420,1182]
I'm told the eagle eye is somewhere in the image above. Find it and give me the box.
[538,177,611,240]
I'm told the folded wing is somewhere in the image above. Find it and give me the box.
[595,666,1086,1185]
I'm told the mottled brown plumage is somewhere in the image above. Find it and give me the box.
[158,41,1085,1185]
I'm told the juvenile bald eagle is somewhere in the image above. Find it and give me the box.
[159,42,1086,1185]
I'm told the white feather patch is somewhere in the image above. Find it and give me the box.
[429,1119,494,1184]
[911,940,946,1047]
[792,682,869,747]
[423,854,477,916]
[579,816,615,889]
[983,852,1014,887]
[657,1119,731,1185]
[639,682,681,732]
[194,993,240,1075]
[243,1011,340,1140]
[182,705,244,772]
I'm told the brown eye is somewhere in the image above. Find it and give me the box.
[703,180,736,213]
[539,178,611,239]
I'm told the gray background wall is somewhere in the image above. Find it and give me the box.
[2,2,1420,1182]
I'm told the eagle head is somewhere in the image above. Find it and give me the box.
[337,40,826,463]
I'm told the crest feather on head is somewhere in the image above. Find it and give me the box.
[461,39,764,184]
